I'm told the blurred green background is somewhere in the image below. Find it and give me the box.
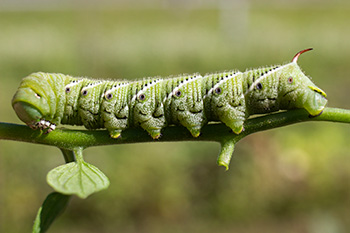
[0,1,350,232]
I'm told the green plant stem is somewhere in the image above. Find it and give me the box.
[0,107,349,150]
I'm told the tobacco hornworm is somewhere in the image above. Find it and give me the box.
[12,49,327,139]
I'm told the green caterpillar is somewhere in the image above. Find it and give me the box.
[12,49,327,139]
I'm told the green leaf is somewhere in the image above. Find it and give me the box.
[32,192,71,233]
[47,148,110,199]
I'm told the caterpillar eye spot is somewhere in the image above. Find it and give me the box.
[65,87,71,93]
[288,77,293,84]
[215,87,222,95]
[138,93,146,101]
[256,83,263,90]
[175,90,182,97]
[34,93,41,99]
[82,90,88,96]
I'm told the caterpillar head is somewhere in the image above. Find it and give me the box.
[279,49,327,116]
[12,73,53,128]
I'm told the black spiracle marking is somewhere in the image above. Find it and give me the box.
[256,83,263,90]
[175,90,182,97]
[215,87,222,94]
[82,90,88,96]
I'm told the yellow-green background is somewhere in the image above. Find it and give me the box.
[0,1,349,232]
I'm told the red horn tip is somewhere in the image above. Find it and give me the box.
[292,48,313,63]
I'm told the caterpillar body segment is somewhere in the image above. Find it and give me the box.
[129,77,167,139]
[101,82,131,138]
[204,70,246,134]
[166,73,206,138]
[12,49,328,139]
